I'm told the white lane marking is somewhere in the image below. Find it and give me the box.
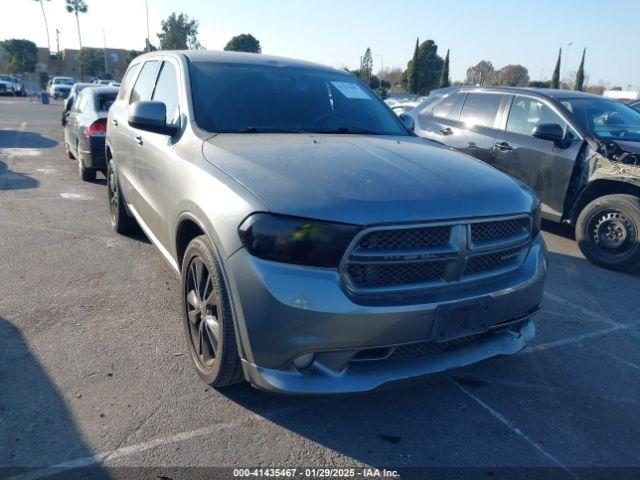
[6,400,332,480]
[589,345,640,371]
[1,148,41,157]
[543,291,612,323]
[36,166,56,174]
[60,192,93,201]
[523,322,638,354]
[0,221,112,243]
[451,378,575,476]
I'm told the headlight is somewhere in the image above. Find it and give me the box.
[239,213,359,268]
[532,202,542,239]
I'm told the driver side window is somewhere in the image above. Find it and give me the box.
[506,96,567,136]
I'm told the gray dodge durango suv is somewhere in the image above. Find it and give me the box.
[106,51,548,394]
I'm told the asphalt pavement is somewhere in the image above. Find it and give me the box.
[1,96,639,480]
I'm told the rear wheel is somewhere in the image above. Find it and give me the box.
[78,156,96,181]
[576,194,640,272]
[181,235,243,387]
[107,159,137,234]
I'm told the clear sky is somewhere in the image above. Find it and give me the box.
[2,0,638,89]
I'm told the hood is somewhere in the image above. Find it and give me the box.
[202,134,536,225]
[53,84,71,90]
[611,140,640,155]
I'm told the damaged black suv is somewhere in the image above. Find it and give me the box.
[409,87,640,271]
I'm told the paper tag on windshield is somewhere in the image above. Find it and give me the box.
[330,81,371,99]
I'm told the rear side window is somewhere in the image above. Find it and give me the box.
[129,61,160,104]
[74,92,88,112]
[431,92,466,120]
[459,93,504,128]
[97,93,117,111]
[117,63,141,100]
[151,62,180,124]
[507,96,567,136]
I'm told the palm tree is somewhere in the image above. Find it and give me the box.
[65,0,88,49]
[34,0,51,52]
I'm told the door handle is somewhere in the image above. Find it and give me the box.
[134,135,143,145]
[440,127,453,135]
[112,119,118,126]
[495,141,513,151]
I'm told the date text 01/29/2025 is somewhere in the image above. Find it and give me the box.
[232,468,400,478]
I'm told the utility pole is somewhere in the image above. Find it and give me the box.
[55,28,61,75]
[374,53,384,89]
[145,0,151,52]
[102,29,108,78]
[562,42,573,86]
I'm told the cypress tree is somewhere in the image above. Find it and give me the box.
[574,48,586,91]
[406,37,419,94]
[551,48,561,89]
[438,49,450,88]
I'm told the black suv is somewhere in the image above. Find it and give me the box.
[407,87,640,271]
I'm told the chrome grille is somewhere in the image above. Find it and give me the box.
[341,215,531,294]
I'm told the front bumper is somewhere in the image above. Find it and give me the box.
[227,237,547,394]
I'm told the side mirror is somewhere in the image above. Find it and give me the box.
[532,123,565,146]
[128,101,178,136]
[399,113,415,131]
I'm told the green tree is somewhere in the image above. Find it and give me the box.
[158,13,202,50]
[465,60,494,85]
[126,49,143,65]
[359,47,373,84]
[224,33,261,53]
[438,49,450,88]
[77,47,105,78]
[491,64,529,86]
[0,39,38,74]
[551,48,561,89]
[405,39,443,95]
[65,0,88,49]
[574,48,586,91]
[405,37,419,93]
[34,0,51,52]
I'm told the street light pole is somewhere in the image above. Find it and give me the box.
[145,0,151,51]
[562,42,573,86]
[55,28,61,75]
[374,53,384,89]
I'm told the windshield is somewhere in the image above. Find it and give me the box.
[189,62,407,135]
[562,97,640,142]
[54,78,74,85]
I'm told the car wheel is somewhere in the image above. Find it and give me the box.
[79,159,95,181]
[107,159,137,234]
[181,235,243,387]
[65,142,74,160]
[576,194,640,272]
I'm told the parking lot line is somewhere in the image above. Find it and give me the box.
[543,291,612,323]
[450,378,575,475]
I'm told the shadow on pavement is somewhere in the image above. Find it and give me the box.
[0,129,57,149]
[0,317,111,480]
[0,160,38,190]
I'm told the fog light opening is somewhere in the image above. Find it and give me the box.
[293,352,316,371]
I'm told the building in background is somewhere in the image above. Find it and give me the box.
[0,46,130,90]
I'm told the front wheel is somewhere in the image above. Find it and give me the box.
[181,235,243,388]
[576,194,640,272]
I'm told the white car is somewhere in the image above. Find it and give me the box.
[48,76,75,99]
[0,75,19,96]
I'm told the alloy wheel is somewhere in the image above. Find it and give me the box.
[185,256,220,368]
[107,167,118,225]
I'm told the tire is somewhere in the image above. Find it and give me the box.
[107,159,137,234]
[181,235,243,387]
[575,194,640,272]
[65,142,75,160]
[78,157,95,181]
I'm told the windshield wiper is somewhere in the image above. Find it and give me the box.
[314,127,387,135]
[241,126,306,133]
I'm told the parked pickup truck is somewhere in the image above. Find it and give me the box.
[406,87,640,271]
